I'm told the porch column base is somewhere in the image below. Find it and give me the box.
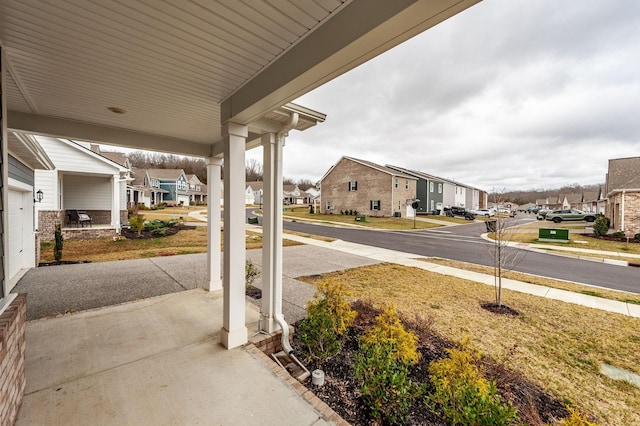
[206,279,222,292]
[260,316,281,334]
[220,326,248,349]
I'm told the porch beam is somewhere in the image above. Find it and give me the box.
[206,157,223,292]
[7,111,211,157]
[220,122,248,349]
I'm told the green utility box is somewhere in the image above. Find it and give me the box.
[355,216,366,222]
[538,228,569,242]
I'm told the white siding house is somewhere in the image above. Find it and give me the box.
[34,137,130,233]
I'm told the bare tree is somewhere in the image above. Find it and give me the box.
[245,158,263,182]
[486,191,526,308]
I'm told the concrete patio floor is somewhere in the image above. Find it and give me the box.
[16,289,334,426]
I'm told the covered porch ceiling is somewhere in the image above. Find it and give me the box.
[1,0,480,156]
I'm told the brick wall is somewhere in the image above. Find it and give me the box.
[37,210,65,241]
[607,192,640,235]
[38,210,127,241]
[321,158,416,217]
[248,328,292,356]
[0,294,27,426]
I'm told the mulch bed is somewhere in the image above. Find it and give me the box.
[292,300,568,425]
[584,233,640,243]
[120,223,195,239]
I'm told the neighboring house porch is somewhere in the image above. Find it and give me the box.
[33,137,130,241]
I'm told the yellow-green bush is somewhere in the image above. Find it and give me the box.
[310,279,356,336]
[354,303,424,424]
[362,303,420,365]
[426,338,518,425]
[556,407,600,426]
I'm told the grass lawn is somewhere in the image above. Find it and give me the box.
[428,258,640,305]
[40,227,300,263]
[299,264,640,425]
[281,208,447,230]
[133,206,205,222]
[494,231,640,258]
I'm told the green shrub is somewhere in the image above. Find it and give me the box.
[354,339,424,424]
[129,214,146,236]
[297,280,356,361]
[612,231,625,238]
[635,233,640,240]
[54,224,64,262]
[362,303,420,365]
[426,339,518,426]
[592,216,609,236]
[297,299,341,361]
[245,259,259,290]
[144,219,177,235]
[557,406,600,425]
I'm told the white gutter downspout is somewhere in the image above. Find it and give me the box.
[274,112,298,354]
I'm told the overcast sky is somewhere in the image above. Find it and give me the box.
[246,0,640,192]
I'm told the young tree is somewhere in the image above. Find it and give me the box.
[486,191,525,308]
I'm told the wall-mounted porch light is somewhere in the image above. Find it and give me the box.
[35,189,44,203]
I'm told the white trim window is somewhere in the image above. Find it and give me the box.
[370,200,381,210]
[405,179,409,189]
[438,183,442,193]
[348,181,358,191]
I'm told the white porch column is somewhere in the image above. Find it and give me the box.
[260,133,279,332]
[206,157,223,291]
[220,122,248,349]
[111,174,121,232]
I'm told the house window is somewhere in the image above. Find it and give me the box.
[348,181,358,191]
[438,183,442,193]
[394,178,399,188]
[430,182,434,192]
[326,201,332,210]
[405,179,409,189]
[370,200,381,210]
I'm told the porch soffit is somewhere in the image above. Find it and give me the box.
[1,0,480,157]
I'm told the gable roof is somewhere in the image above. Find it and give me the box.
[8,132,55,170]
[147,169,186,180]
[101,151,129,168]
[321,156,417,182]
[607,157,640,193]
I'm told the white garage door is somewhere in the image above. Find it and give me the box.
[8,189,27,289]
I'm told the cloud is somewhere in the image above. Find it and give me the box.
[254,0,640,192]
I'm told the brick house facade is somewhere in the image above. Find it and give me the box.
[320,156,417,217]
[605,157,640,235]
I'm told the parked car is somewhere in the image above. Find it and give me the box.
[545,209,597,223]
[536,209,551,220]
[444,206,476,220]
[471,208,495,217]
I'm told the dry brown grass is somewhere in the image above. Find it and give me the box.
[40,227,301,263]
[298,264,640,426]
[282,209,444,229]
[428,258,640,305]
